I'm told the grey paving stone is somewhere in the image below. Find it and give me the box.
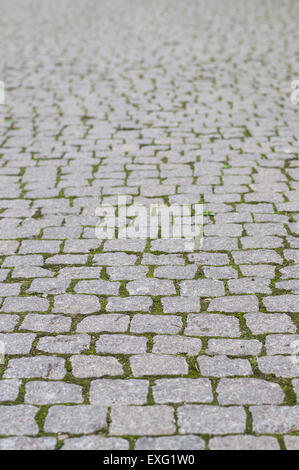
[127,279,176,295]
[106,296,152,312]
[135,436,205,450]
[2,296,49,312]
[130,314,182,334]
[90,379,149,405]
[0,314,19,332]
[0,333,35,354]
[207,339,262,356]
[292,379,299,402]
[28,278,70,294]
[19,240,61,254]
[74,280,120,295]
[184,314,240,337]
[0,379,21,401]
[178,405,246,434]
[154,265,197,279]
[239,264,276,278]
[284,436,299,450]
[2,256,43,268]
[20,314,72,332]
[37,334,90,354]
[61,436,129,450]
[77,314,129,332]
[180,279,225,297]
[0,437,56,450]
[197,355,252,377]
[209,435,279,450]
[107,266,148,280]
[142,253,185,265]
[244,313,296,334]
[217,378,284,404]
[46,254,88,265]
[0,241,19,255]
[153,378,213,403]
[4,356,66,379]
[251,406,299,433]
[12,266,55,278]
[25,381,83,404]
[44,405,107,434]
[162,297,201,313]
[96,334,147,354]
[130,354,188,376]
[152,335,201,355]
[232,250,283,265]
[0,283,21,296]
[71,355,123,378]
[208,295,259,312]
[263,295,299,312]
[58,267,102,279]
[93,253,137,265]
[52,294,100,314]
[265,334,299,355]
[103,239,146,252]
[257,356,299,377]
[203,266,238,279]
[228,278,271,294]
[188,253,230,265]
[0,406,38,435]
[110,405,175,435]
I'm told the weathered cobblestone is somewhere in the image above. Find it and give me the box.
[0,0,298,449]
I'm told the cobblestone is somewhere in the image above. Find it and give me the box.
[0,0,298,449]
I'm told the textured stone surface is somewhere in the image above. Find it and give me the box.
[44,405,107,433]
[178,405,246,434]
[110,405,175,435]
[0,0,298,448]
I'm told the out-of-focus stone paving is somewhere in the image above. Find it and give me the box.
[0,0,298,450]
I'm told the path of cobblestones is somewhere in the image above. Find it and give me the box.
[0,0,298,450]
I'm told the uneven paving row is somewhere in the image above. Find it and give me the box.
[0,0,298,451]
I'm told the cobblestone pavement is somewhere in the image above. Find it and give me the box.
[0,0,298,451]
